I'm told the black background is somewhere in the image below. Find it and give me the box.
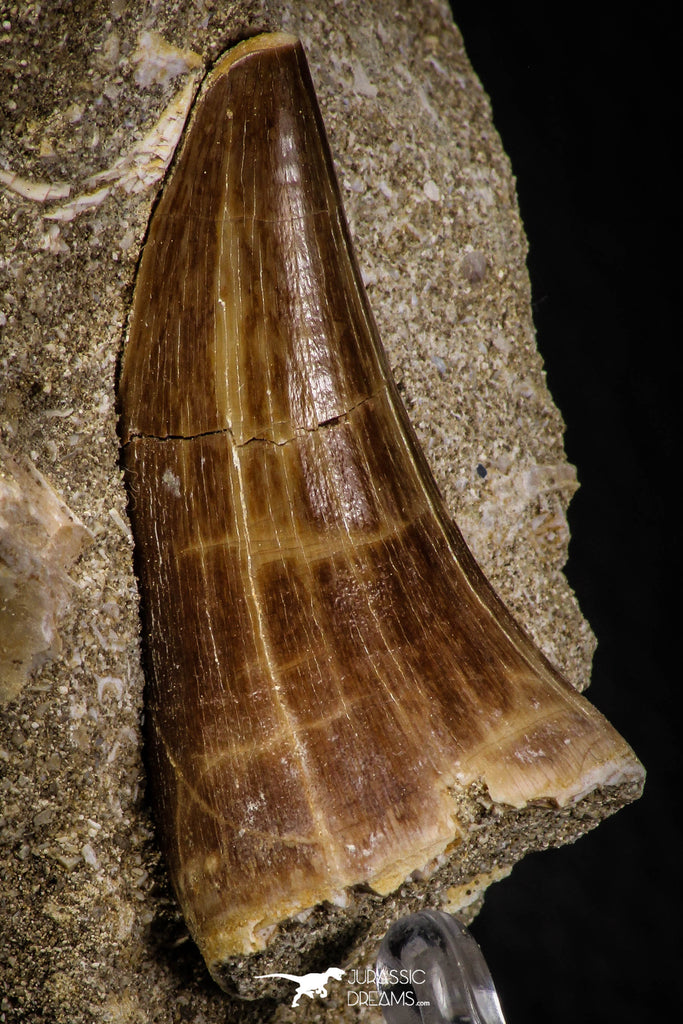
[449,7,678,1023]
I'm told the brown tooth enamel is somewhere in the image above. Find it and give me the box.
[118,32,643,993]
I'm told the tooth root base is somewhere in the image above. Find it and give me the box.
[207,775,644,998]
[124,403,642,974]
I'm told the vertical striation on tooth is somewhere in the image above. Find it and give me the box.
[120,32,386,446]
[118,32,643,991]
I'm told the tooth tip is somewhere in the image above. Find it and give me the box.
[212,31,301,79]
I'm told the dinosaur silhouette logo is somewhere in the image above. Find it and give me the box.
[256,966,346,1007]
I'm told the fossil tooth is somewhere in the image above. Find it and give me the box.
[118,32,644,994]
